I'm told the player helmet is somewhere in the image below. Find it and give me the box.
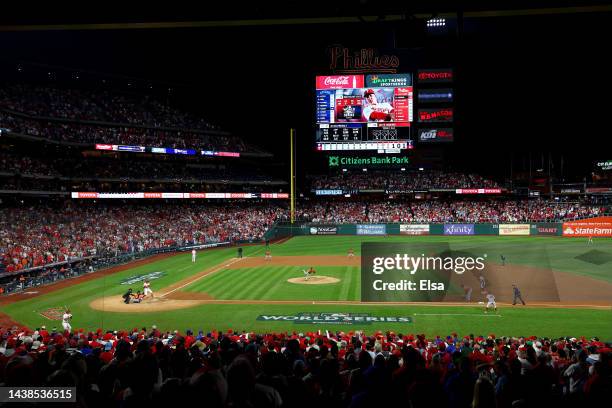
[364,88,375,97]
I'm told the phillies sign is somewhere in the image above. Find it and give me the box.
[329,46,400,72]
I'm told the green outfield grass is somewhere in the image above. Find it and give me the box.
[2,236,611,339]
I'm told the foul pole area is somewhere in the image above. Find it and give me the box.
[290,128,296,224]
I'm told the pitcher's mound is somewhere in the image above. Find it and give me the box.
[287,276,340,285]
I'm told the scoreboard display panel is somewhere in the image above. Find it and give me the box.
[316,74,413,152]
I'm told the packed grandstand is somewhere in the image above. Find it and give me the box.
[1,64,611,408]
[0,324,609,406]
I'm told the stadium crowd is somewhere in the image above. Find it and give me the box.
[0,114,250,152]
[0,324,609,407]
[297,199,605,224]
[0,84,220,130]
[1,200,605,275]
[310,171,500,191]
[0,152,277,182]
[0,203,287,274]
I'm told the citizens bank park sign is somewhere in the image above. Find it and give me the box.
[328,155,409,168]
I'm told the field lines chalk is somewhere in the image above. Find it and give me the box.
[414,313,502,317]
[160,256,243,297]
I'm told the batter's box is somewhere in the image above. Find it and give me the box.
[574,250,612,266]
[39,307,65,320]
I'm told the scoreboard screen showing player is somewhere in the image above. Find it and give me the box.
[316,74,413,152]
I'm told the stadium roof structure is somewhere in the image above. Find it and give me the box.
[1,1,611,29]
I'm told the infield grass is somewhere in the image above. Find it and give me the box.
[2,236,611,339]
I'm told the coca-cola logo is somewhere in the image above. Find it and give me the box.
[324,76,350,86]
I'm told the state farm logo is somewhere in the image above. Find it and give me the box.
[324,76,350,86]
[564,227,575,235]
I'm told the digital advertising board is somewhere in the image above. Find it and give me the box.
[316,74,413,152]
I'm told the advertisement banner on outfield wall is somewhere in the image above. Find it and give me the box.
[499,224,531,236]
[309,226,338,235]
[530,224,561,236]
[400,224,430,235]
[443,224,475,235]
[357,224,387,235]
[562,217,612,237]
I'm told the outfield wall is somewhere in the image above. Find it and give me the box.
[264,222,565,240]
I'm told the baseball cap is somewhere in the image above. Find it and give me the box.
[364,89,375,97]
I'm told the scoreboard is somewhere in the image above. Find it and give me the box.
[315,74,413,152]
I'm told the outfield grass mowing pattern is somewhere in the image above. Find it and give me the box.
[2,236,611,339]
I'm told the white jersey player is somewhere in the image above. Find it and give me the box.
[192,249,197,263]
[362,89,394,122]
[62,309,72,332]
[485,293,497,312]
[143,280,153,297]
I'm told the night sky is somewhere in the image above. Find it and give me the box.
[1,9,610,181]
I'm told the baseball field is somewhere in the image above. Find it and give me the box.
[2,235,611,339]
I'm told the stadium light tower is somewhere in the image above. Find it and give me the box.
[427,17,446,28]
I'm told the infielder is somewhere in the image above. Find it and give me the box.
[484,293,497,313]
[192,248,197,263]
[347,248,355,258]
[143,279,153,298]
[500,254,506,266]
[479,275,486,294]
[512,284,526,305]
[62,309,72,332]
[265,249,272,261]
[461,284,472,302]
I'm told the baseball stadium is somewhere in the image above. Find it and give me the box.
[1,4,612,407]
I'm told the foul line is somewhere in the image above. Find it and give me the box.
[160,245,268,298]
[160,257,245,298]
[414,313,503,317]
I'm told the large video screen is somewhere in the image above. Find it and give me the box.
[316,74,413,152]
